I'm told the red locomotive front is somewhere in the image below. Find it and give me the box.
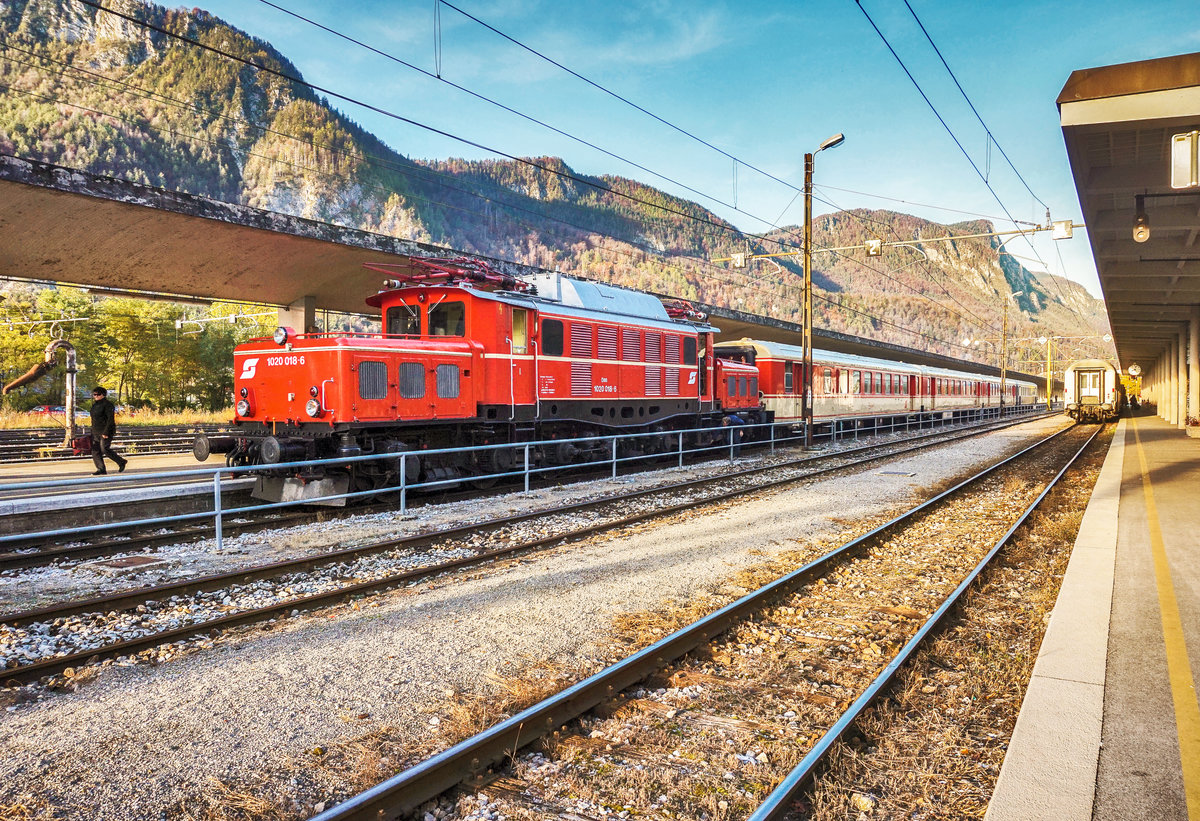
[196,258,769,504]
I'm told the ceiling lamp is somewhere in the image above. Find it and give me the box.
[1132,194,1150,243]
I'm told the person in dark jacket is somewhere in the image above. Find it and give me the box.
[89,386,127,475]
[722,413,746,456]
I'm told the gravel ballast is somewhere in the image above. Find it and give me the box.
[0,416,1073,819]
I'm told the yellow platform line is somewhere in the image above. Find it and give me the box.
[1133,417,1200,818]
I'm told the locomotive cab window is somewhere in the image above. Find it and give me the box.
[511,309,528,354]
[386,304,420,336]
[429,300,465,337]
[542,318,564,357]
[683,337,697,365]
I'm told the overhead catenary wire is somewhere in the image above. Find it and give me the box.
[0,77,992,356]
[164,0,1010,341]
[900,0,1048,212]
[852,0,1090,327]
[69,0,772,246]
[7,4,1006,353]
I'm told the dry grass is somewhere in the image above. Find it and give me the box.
[173,778,295,821]
[800,427,1111,821]
[0,800,63,821]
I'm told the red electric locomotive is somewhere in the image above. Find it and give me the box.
[195,257,764,504]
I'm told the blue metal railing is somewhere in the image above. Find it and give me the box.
[1,403,1049,548]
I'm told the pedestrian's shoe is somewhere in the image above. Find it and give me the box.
[92,470,106,475]
[118,461,127,472]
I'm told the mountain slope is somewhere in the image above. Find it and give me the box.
[0,0,1112,362]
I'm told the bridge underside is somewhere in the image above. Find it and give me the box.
[0,153,1034,380]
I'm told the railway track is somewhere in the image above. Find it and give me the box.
[309,422,1101,821]
[0,423,233,463]
[1,413,1061,686]
[0,411,1055,566]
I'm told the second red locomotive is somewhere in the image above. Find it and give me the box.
[196,258,764,503]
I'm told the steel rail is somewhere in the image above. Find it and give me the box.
[748,424,1102,819]
[310,424,1086,821]
[0,416,1062,686]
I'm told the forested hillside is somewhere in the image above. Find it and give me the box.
[0,0,1111,410]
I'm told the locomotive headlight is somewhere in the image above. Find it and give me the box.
[236,399,252,417]
[273,326,290,345]
[305,398,323,417]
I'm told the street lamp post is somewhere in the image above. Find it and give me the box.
[1000,290,1024,412]
[803,132,844,447]
[1038,336,1054,411]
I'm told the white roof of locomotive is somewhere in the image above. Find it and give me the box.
[524,273,670,321]
[490,272,719,333]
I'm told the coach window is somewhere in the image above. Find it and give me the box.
[542,319,564,356]
[783,360,794,393]
[429,300,465,336]
[851,370,861,394]
[386,304,420,336]
[511,309,528,354]
[823,368,833,394]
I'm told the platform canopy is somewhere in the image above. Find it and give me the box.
[1059,52,1200,371]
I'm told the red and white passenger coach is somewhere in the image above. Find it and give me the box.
[713,338,1037,428]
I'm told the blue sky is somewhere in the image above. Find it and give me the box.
[192,0,1199,297]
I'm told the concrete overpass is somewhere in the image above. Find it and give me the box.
[0,153,1037,385]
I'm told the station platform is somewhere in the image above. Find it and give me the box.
[0,452,252,539]
[987,411,1200,820]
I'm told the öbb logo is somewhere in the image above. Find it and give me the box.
[239,358,259,379]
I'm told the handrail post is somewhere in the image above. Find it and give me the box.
[213,470,223,550]
[400,455,408,515]
[524,444,531,494]
[678,432,684,468]
[611,437,618,480]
